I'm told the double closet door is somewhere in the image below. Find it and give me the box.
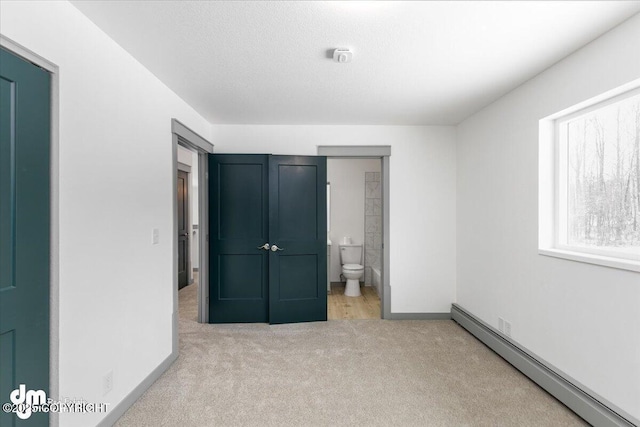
[209,154,327,324]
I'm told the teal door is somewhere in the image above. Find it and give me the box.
[268,156,327,324]
[208,154,326,324]
[0,48,51,426]
[209,155,270,323]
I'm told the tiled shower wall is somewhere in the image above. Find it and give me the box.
[364,172,382,286]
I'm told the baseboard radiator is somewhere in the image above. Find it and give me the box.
[451,304,638,427]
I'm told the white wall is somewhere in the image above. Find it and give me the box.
[0,2,211,426]
[456,14,640,422]
[177,144,193,166]
[327,158,381,282]
[211,125,457,313]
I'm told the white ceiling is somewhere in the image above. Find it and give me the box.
[71,1,640,125]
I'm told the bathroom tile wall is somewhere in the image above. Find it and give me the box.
[364,172,382,286]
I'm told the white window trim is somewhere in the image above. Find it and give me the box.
[539,79,640,273]
[539,248,640,273]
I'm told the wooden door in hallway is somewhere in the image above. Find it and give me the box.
[0,47,51,427]
[177,169,190,289]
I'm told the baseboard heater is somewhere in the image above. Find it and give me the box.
[451,304,638,427]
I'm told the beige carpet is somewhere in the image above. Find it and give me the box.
[114,282,586,426]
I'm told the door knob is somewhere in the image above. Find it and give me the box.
[257,243,270,250]
[271,245,284,252]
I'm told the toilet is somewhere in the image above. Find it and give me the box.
[339,244,364,297]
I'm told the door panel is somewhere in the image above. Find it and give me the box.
[269,156,327,324]
[219,255,264,299]
[209,155,269,323]
[219,163,264,239]
[177,169,189,289]
[0,48,50,427]
[277,165,317,240]
[277,255,319,300]
[0,76,15,293]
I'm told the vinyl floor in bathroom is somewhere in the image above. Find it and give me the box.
[328,283,381,320]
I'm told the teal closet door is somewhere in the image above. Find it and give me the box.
[208,154,327,324]
[0,48,51,427]
[268,156,327,324]
[208,154,269,323]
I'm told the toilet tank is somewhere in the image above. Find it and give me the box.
[339,244,362,265]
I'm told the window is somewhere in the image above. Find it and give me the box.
[540,84,640,271]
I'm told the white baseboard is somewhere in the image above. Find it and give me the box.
[451,303,638,427]
[96,350,178,427]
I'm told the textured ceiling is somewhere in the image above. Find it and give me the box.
[71,1,640,125]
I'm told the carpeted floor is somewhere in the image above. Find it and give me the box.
[114,282,587,426]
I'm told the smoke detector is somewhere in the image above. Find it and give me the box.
[332,48,353,63]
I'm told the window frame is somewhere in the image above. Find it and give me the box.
[539,82,640,273]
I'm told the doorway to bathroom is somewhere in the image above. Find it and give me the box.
[323,146,390,320]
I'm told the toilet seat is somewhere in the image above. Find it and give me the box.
[343,264,363,271]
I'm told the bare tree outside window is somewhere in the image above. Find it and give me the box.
[564,93,640,258]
